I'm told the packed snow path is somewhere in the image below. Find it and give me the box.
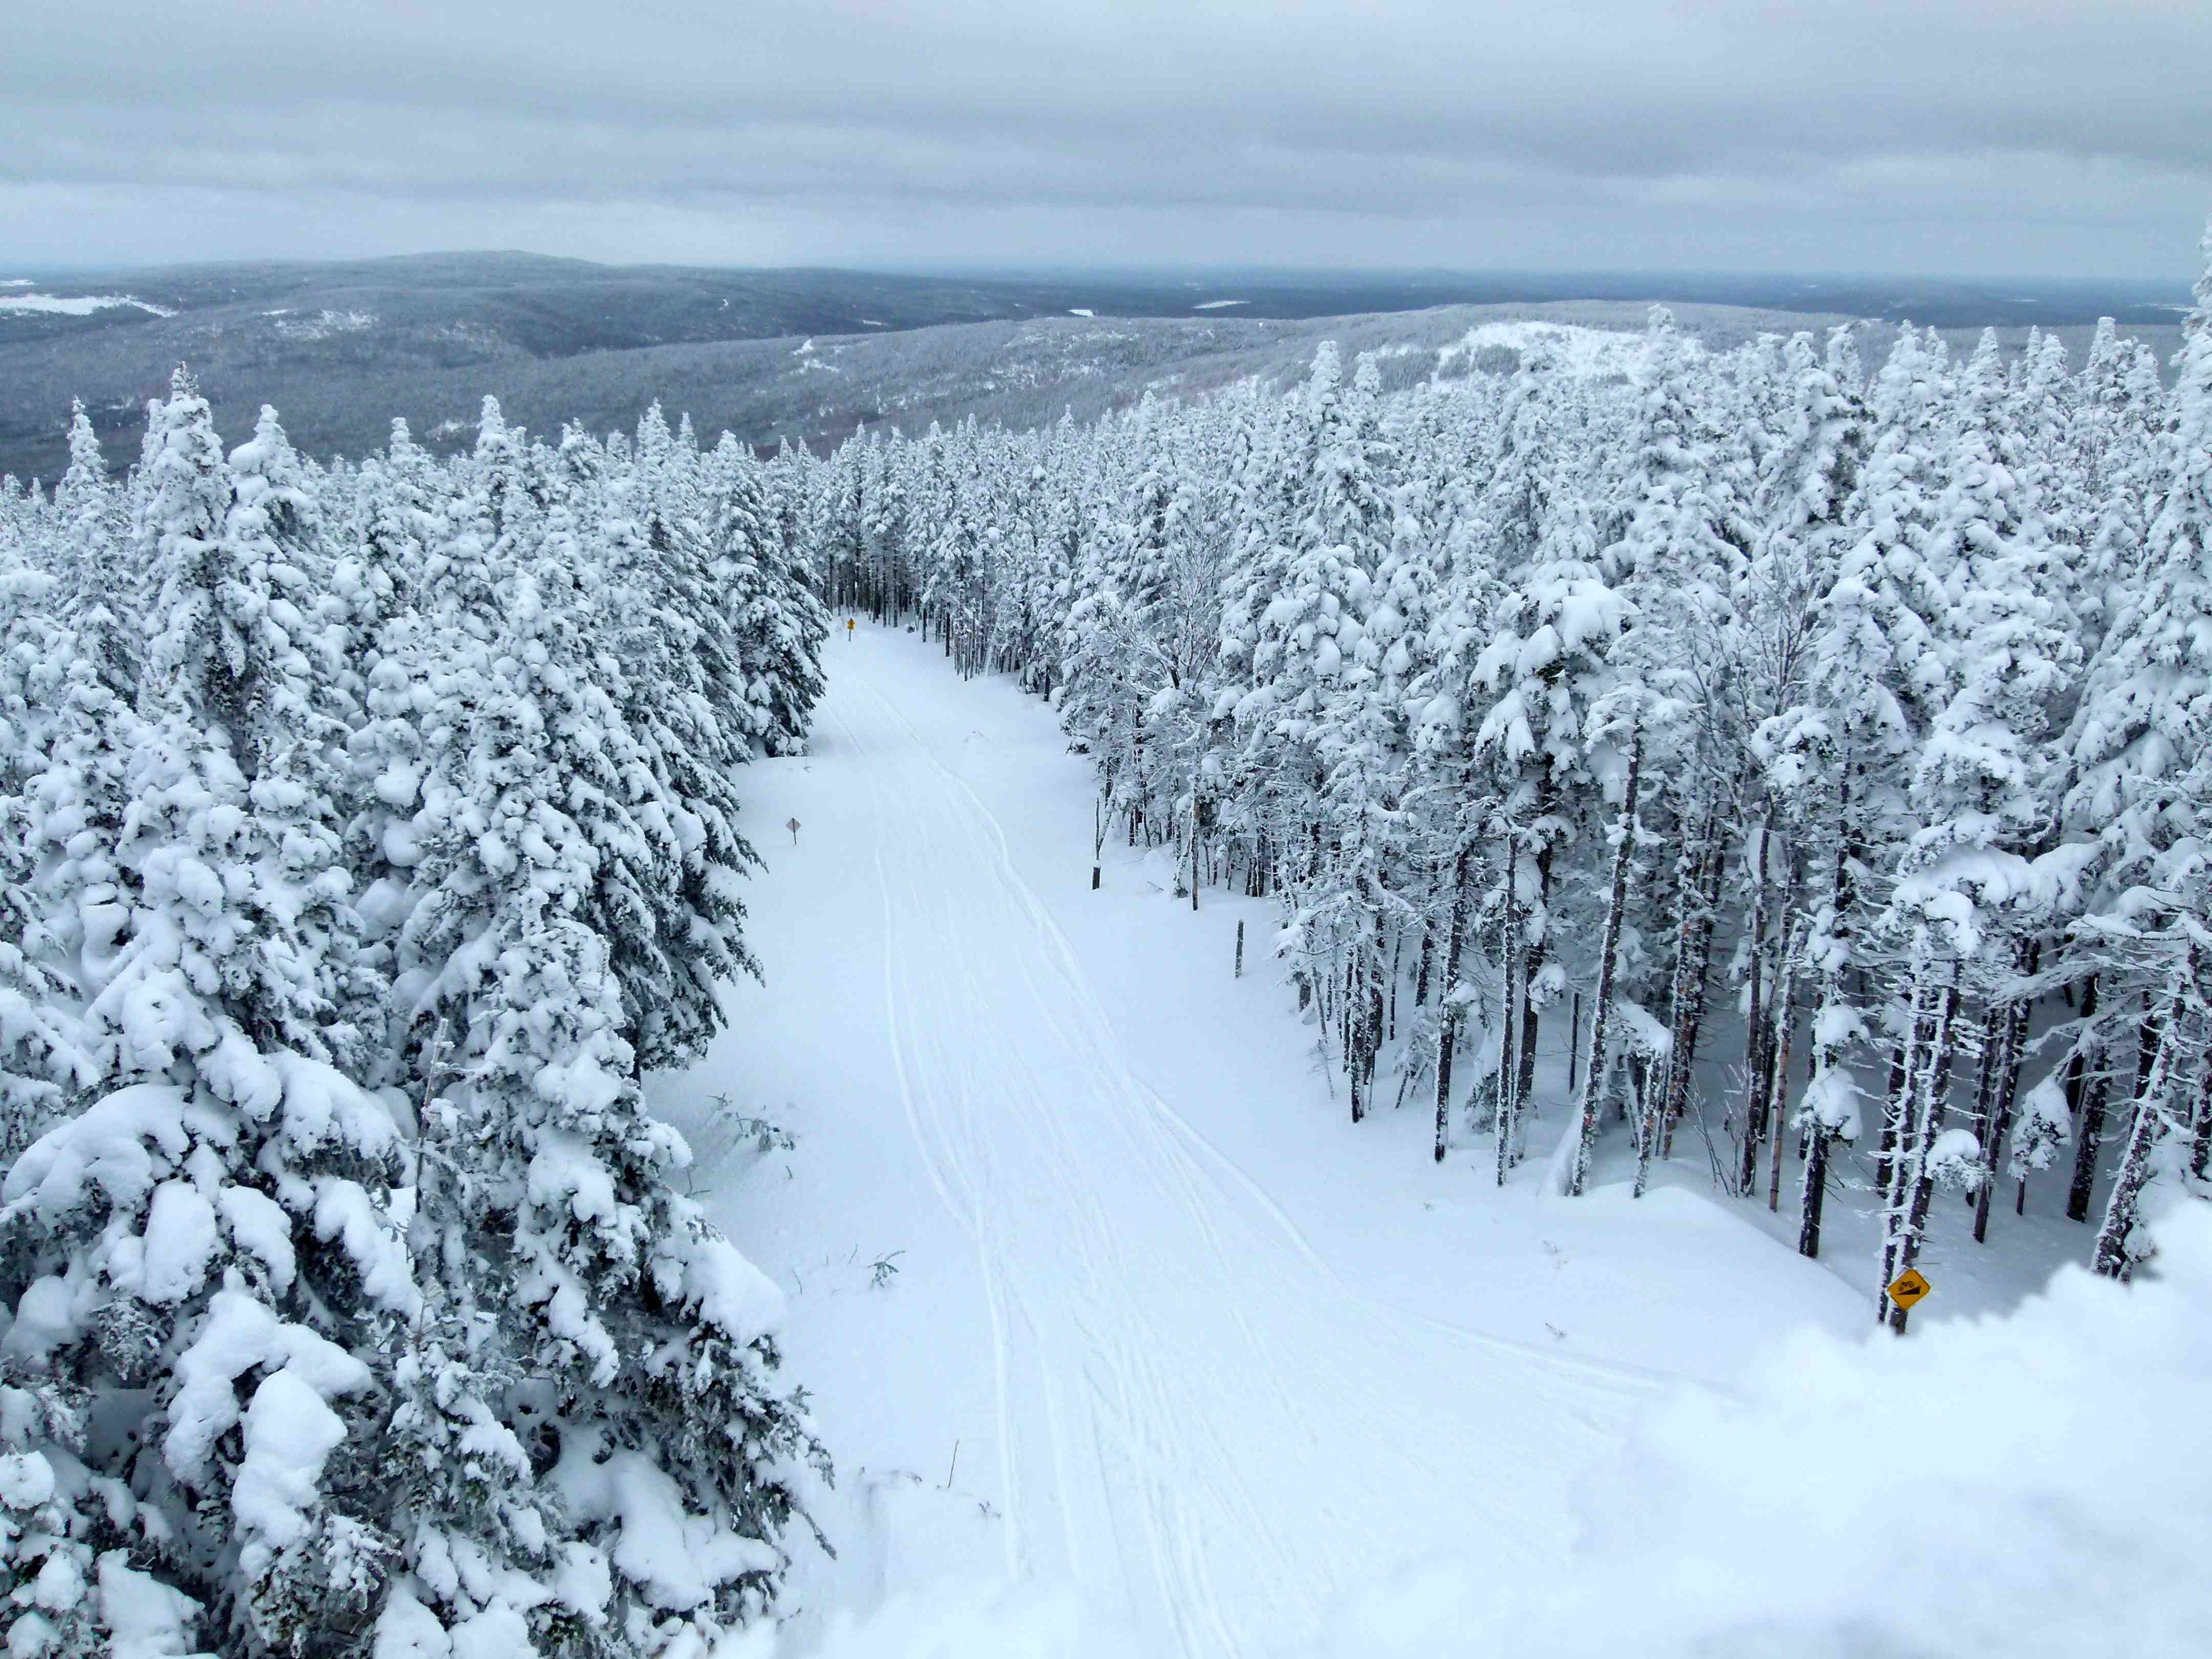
[667,624,1869,1654]
[684,626,1695,1657]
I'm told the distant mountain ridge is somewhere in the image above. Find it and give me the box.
[0,251,2184,482]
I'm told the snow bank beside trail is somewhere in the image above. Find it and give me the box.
[759,1203,2210,1659]
[785,1581,1142,1659]
[1316,1200,2212,1659]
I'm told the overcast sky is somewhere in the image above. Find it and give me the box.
[4,1,2206,279]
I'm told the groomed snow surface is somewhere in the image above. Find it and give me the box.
[654,624,2209,1659]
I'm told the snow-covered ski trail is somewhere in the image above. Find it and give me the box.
[818,640,1655,1658]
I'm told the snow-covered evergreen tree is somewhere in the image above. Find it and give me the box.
[2,370,834,1656]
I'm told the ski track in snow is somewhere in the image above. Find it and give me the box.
[820,643,1656,1658]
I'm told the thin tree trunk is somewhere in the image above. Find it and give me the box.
[1414,867,1438,1009]
[1972,940,2038,1244]
[1737,818,1774,1194]
[1876,1031,1905,1195]
[1567,992,1583,1095]
[1882,948,1959,1334]
[1433,842,1473,1164]
[1348,919,1369,1125]
[2066,996,2110,1222]
[1388,920,1403,1043]
[1568,728,1642,1197]
[1661,807,1727,1160]
[1630,1055,1659,1197]
[1798,793,1858,1259]
[1798,1128,1831,1257]
[1187,797,1201,912]
[1496,830,1521,1189]
[2193,1060,2212,1181]
[1657,810,1705,1164]
[2094,960,2198,1280]
[1513,832,1554,1155]
[1765,920,1804,1213]
[1879,948,1934,1316]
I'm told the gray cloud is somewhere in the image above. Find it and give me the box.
[3,1,2206,275]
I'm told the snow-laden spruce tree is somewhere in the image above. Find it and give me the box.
[1470,452,1629,1170]
[2064,222,2212,1280]
[4,379,831,1657]
[2,369,410,1655]
[1409,364,1530,1157]
[323,431,433,729]
[1912,332,2081,1251]
[379,469,824,1654]
[1221,346,1391,906]
[50,404,138,672]
[1059,440,1183,828]
[1749,328,1883,1247]
[0,547,89,1163]
[1606,311,1774,1185]
[1311,375,1421,1123]
[588,432,759,1075]
[762,219,2207,1290]
[715,435,828,757]
[2075,320,2169,650]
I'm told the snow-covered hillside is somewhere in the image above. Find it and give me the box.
[6,224,2209,1659]
[0,291,174,317]
[662,624,2212,1658]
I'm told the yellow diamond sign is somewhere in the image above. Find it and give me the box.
[1886,1267,1932,1312]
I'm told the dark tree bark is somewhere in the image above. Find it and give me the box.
[1798,1128,1831,1257]
[1495,830,1521,1189]
[1882,945,1958,1334]
[1764,920,1804,1213]
[1737,817,1777,1195]
[1433,842,1474,1164]
[1972,939,2038,1244]
[1512,827,1555,1144]
[1568,728,1642,1197]
[2065,974,2108,1222]
[1660,806,1726,1161]
[2095,959,2200,1280]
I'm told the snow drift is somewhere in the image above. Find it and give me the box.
[765,1202,2212,1658]
[1336,1200,2212,1658]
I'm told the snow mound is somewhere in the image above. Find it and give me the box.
[1314,1200,2212,1659]
[791,1580,1141,1659]
[753,1203,2212,1658]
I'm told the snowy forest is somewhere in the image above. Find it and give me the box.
[4,222,2210,1657]
[0,380,831,1655]
[793,240,2212,1322]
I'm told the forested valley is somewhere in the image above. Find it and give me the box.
[795,243,2212,1313]
[1,218,2208,1656]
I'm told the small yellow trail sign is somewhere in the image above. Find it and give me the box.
[1886,1267,1932,1312]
